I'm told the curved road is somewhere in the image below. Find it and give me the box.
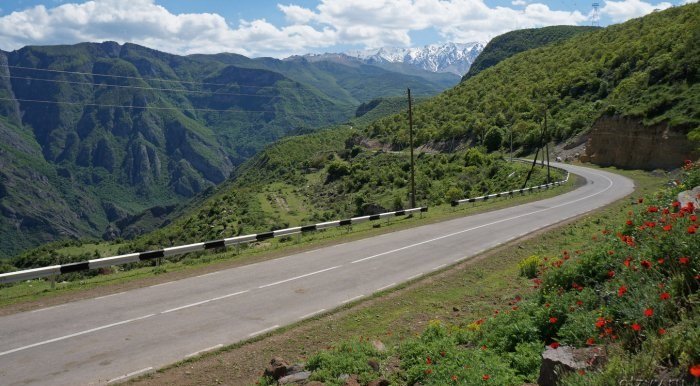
[0,163,634,385]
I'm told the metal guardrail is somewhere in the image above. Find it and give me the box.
[450,170,570,207]
[0,207,428,285]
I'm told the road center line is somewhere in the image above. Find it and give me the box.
[161,290,249,314]
[0,314,155,357]
[258,266,341,289]
[350,171,614,265]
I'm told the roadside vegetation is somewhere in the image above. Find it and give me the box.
[254,162,698,385]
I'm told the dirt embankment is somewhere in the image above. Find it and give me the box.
[583,115,698,170]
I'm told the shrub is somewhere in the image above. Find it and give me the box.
[519,255,541,279]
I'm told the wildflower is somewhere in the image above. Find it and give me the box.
[688,226,696,234]
[576,300,584,306]
[641,260,651,269]
[440,351,446,357]
[631,323,641,331]
[644,308,654,317]
[623,258,631,268]
[657,258,665,265]
[549,317,558,324]
[586,337,595,345]
[690,364,700,378]
[482,374,490,381]
[608,270,615,278]
[647,206,659,213]
[426,356,432,365]
[626,220,633,226]
[451,375,458,382]
[660,292,670,300]
[658,328,666,335]
[578,369,586,376]
[481,345,487,350]
[679,257,690,265]
[549,342,560,349]
[691,215,697,222]
[595,318,606,328]
[663,225,672,231]
[618,285,628,297]
[424,368,432,375]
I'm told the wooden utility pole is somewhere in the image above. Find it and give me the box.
[408,88,416,208]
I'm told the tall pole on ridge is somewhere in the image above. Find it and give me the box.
[408,88,416,208]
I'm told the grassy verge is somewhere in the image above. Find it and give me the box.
[128,167,669,385]
[0,172,576,312]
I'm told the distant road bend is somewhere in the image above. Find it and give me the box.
[0,163,634,385]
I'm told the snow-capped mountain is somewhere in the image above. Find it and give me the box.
[344,42,484,76]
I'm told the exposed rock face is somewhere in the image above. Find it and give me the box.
[584,115,698,170]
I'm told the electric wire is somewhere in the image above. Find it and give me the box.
[0,74,280,98]
[0,64,303,90]
[0,96,279,114]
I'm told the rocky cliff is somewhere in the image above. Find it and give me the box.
[584,115,698,170]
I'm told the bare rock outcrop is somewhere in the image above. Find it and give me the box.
[584,115,698,170]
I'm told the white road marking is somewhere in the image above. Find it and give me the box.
[407,273,423,280]
[376,283,396,291]
[0,314,155,357]
[248,325,279,337]
[350,172,614,266]
[433,264,446,270]
[94,292,126,300]
[185,344,223,358]
[161,290,249,314]
[341,295,364,304]
[299,309,326,320]
[149,282,174,288]
[107,367,153,384]
[195,272,220,278]
[258,266,341,289]
[29,304,64,313]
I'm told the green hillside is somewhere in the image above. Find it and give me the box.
[0,42,455,258]
[369,4,700,151]
[462,25,600,80]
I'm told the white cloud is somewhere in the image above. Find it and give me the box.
[0,0,677,58]
[601,0,673,22]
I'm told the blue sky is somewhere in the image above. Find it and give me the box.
[0,0,692,57]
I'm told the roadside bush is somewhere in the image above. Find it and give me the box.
[518,255,541,279]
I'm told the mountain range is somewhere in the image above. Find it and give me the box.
[0,43,459,258]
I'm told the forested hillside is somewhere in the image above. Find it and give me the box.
[369,4,699,152]
[462,25,599,80]
[0,42,454,258]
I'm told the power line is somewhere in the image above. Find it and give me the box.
[0,96,280,114]
[0,64,303,91]
[0,74,280,98]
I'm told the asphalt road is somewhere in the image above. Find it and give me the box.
[0,163,634,385]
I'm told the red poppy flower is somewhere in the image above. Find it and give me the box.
[688,226,697,234]
[549,317,558,324]
[689,364,700,377]
[595,317,606,328]
[641,260,651,269]
[647,206,659,213]
[424,368,432,375]
[631,323,641,331]
[662,225,672,231]
[672,201,680,208]
[626,220,633,226]
[586,337,595,345]
[576,300,584,306]
[658,328,666,335]
[679,257,690,265]
[691,215,697,222]
[618,285,628,297]
[660,292,670,300]
[623,258,631,268]
[482,374,490,381]
[644,308,654,317]
[549,342,560,349]
[657,258,665,265]
[426,356,432,364]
